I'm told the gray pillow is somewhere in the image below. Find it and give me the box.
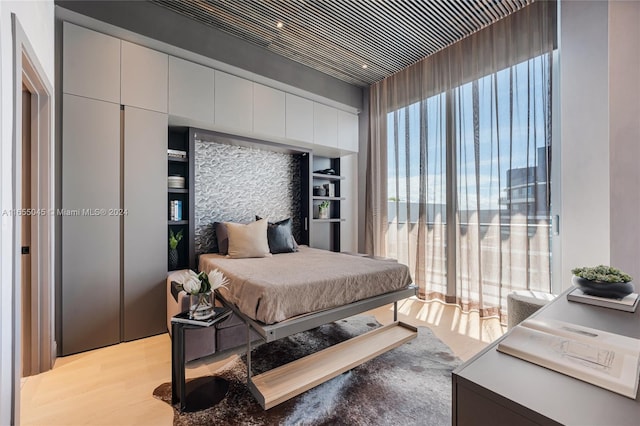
[214,222,229,255]
[256,216,298,254]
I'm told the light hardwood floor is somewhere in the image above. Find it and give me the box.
[20,298,504,426]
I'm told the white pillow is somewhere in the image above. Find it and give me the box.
[225,218,271,259]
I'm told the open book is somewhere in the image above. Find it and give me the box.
[498,318,640,398]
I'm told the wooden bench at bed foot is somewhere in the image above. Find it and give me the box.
[248,321,418,409]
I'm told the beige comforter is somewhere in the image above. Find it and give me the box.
[199,246,412,324]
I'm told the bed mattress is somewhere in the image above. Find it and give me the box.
[199,246,412,324]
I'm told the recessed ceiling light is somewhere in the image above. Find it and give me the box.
[362,64,368,69]
[276,21,284,29]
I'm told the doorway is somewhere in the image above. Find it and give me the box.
[15,24,55,378]
[10,17,55,425]
[21,86,34,377]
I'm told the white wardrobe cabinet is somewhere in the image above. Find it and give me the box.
[61,94,121,355]
[285,93,314,144]
[168,56,215,124]
[337,110,359,153]
[253,83,286,138]
[123,107,168,341]
[121,40,168,113]
[62,22,120,104]
[313,102,338,148]
[61,98,170,354]
[214,70,253,133]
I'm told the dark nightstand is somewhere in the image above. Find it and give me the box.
[171,306,232,412]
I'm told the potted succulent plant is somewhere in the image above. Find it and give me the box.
[571,265,634,299]
[318,200,330,219]
[168,229,183,271]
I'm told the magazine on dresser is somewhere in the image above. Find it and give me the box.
[497,318,640,398]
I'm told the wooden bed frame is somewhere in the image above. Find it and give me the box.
[217,285,418,409]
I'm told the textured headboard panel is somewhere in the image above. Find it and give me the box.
[194,136,304,255]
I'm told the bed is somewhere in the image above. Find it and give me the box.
[199,246,417,409]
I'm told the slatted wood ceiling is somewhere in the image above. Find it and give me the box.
[151,0,532,87]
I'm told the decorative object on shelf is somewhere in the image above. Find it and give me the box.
[169,229,183,270]
[167,148,187,159]
[173,269,229,320]
[313,168,336,175]
[318,200,330,219]
[168,175,185,188]
[313,185,326,196]
[571,265,634,299]
[326,183,335,197]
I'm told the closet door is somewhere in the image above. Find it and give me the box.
[123,107,168,341]
[61,94,121,355]
[214,70,253,133]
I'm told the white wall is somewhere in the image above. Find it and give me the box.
[559,0,640,289]
[609,0,640,283]
[559,0,611,288]
[0,1,54,424]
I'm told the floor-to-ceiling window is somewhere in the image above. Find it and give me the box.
[367,1,556,321]
[386,52,552,320]
[387,93,448,299]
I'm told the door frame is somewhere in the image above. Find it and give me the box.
[11,12,55,423]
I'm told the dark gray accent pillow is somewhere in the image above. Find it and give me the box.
[256,216,298,254]
[214,221,229,255]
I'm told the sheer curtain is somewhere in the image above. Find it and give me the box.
[365,1,556,319]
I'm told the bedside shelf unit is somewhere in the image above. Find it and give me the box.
[310,156,343,252]
[168,127,195,271]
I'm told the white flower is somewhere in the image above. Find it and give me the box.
[176,269,198,283]
[176,270,202,294]
[208,269,229,290]
[182,276,202,294]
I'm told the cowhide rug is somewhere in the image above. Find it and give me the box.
[153,316,461,425]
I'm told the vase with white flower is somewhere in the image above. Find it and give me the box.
[175,269,229,320]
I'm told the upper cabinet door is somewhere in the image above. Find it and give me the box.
[313,103,338,148]
[168,56,215,124]
[121,41,168,113]
[214,70,253,133]
[285,94,314,144]
[337,110,359,153]
[253,83,285,138]
[63,22,120,103]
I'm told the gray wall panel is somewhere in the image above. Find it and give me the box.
[123,107,168,341]
[194,138,303,255]
[61,94,120,355]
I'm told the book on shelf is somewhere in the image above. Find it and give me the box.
[169,200,182,221]
[171,306,232,327]
[567,287,639,313]
[167,149,187,159]
[497,318,640,398]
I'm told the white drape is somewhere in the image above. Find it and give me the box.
[365,1,556,320]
